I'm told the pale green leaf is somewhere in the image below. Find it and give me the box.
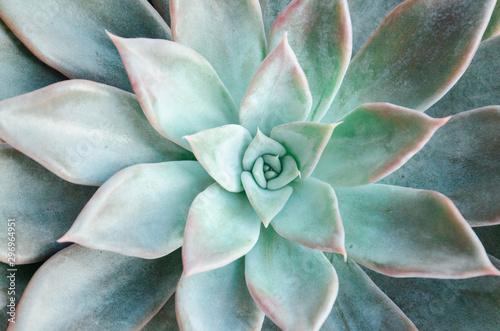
[336,184,499,278]
[0,80,192,185]
[427,35,500,117]
[268,0,352,121]
[323,0,497,122]
[171,0,266,105]
[381,107,500,226]
[314,103,448,187]
[0,145,95,264]
[177,259,265,331]
[110,35,239,151]
[483,1,500,40]
[259,0,292,36]
[266,155,300,190]
[366,256,500,331]
[241,171,292,227]
[183,183,261,275]
[0,20,64,101]
[245,226,338,331]
[239,35,312,136]
[12,245,182,330]
[242,129,286,171]
[272,178,345,254]
[0,0,170,92]
[185,125,251,193]
[271,122,337,181]
[59,161,212,259]
[322,255,416,331]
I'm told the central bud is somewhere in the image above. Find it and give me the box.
[241,129,300,192]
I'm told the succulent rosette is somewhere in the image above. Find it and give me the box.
[0,0,499,330]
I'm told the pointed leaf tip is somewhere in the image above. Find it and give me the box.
[239,33,312,135]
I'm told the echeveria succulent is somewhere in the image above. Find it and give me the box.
[0,0,499,330]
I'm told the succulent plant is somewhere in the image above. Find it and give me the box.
[0,0,499,330]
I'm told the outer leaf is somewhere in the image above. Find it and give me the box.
[0,0,170,92]
[245,227,338,331]
[483,1,500,39]
[271,122,337,180]
[171,0,266,105]
[314,103,448,187]
[336,184,499,278]
[1,262,41,330]
[366,256,500,331]
[242,129,286,171]
[321,255,416,331]
[111,35,239,151]
[268,0,352,121]
[241,171,293,227]
[259,0,292,36]
[272,178,345,254]
[322,0,497,122]
[239,35,312,136]
[59,162,212,259]
[185,125,251,193]
[0,80,192,185]
[177,259,265,331]
[427,35,500,117]
[142,294,179,331]
[0,145,95,264]
[347,0,403,55]
[12,245,182,330]
[381,107,500,226]
[183,183,261,276]
[0,20,64,101]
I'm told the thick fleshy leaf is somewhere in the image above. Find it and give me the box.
[347,0,403,55]
[0,145,96,264]
[266,155,300,190]
[0,262,41,329]
[0,0,170,92]
[314,103,448,187]
[245,226,338,331]
[110,35,239,150]
[142,294,179,331]
[59,162,212,259]
[322,0,497,122]
[381,107,500,226]
[271,122,337,180]
[177,259,265,331]
[321,255,416,331]
[185,125,251,192]
[12,245,182,330]
[171,0,266,105]
[149,0,171,26]
[483,1,500,39]
[259,0,292,35]
[0,20,64,101]
[253,157,268,188]
[272,178,345,254]
[0,80,192,185]
[366,256,500,331]
[239,35,312,136]
[427,35,500,118]
[268,0,352,121]
[242,129,287,171]
[336,184,499,278]
[241,171,293,227]
[183,183,261,275]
